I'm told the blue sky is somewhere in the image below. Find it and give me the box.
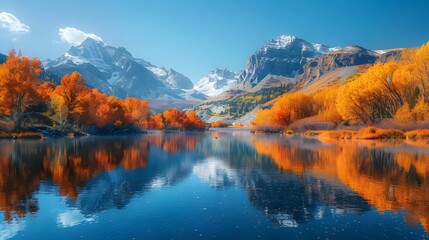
[1,0,429,82]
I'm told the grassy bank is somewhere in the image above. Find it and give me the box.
[302,127,429,140]
[0,131,43,139]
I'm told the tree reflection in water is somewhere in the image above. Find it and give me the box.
[0,132,429,234]
[251,135,429,231]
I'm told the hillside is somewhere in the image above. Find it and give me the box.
[196,35,403,125]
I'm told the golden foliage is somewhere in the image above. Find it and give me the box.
[252,136,429,232]
[211,121,229,128]
[252,92,316,131]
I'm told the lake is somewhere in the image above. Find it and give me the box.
[1,129,429,239]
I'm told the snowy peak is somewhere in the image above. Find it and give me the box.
[262,35,297,50]
[44,37,202,101]
[239,35,337,88]
[47,37,114,72]
[164,68,194,90]
[194,68,238,97]
[261,35,335,54]
[332,45,379,56]
[209,68,238,80]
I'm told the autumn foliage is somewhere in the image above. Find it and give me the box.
[253,41,429,130]
[0,50,43,129]
[147,109,205,130]
[0,50,205,133]
[252,92,316,131]
[211,121,229,128]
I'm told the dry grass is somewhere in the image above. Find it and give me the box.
[0,131,43,139]
[303,127,405,140]
[284,129,295,135]
[356,127,404,139]
[405,129,429,139]
[288,116,336,132]
[303,130,356,139]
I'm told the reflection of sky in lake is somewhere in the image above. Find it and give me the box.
[0,131,429,239]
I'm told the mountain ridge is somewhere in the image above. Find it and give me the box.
[194,68,239,97]
[237,35,338,88]
[44,38,204,103]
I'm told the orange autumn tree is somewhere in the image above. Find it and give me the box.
[211,121,229,128]
[53,71,89,124]
[252,91,315,130]
[162,108,187,129]
[313,86,342,124]
[184,110,205,130]
[271,91,315,126]
[123,98,150,127]
[95,103,114,128]
[0,50,43,129]
[147,108,205,130]
[251,108,279,131]
[148,113,165,129]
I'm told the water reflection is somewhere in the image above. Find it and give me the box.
[0,133,200,223]
[250,135,429,231]
[0,131,429,238]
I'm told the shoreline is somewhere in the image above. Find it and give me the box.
[2,126,428,140]
[0,127,208,139]
[251,127,429,140]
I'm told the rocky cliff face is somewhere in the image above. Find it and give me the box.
[238,35,337,88]
[377,49,403,63]
[300,46,380,82]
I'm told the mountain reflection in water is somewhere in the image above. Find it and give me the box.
[0,131,429,239]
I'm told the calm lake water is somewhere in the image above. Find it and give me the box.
[1,129,429,239]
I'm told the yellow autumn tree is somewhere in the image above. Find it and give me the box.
[313,86,342,124]
[411,97,429,122]
[394,103,413,124]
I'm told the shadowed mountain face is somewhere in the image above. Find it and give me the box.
[44,38,203,101]
[238,35,336,88]
[0,53,6,64]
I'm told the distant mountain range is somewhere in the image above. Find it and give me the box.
[44,38,205,103]
[195,35,404,124]
[0,35,404,115]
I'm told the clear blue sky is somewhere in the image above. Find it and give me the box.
[1,0,429,82]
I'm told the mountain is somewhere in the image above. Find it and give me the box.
[164,69,194,89]
[238,35,338,88]
[196,35,409,125]
[45,38,203,102]
[0,53,6,64]
[300,45,380,83]
[194,68,239,97]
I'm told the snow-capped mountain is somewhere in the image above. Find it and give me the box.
[164,69,194,89]
[194,68,239,97]
[238,35,338,88]
[45,37,203,101]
